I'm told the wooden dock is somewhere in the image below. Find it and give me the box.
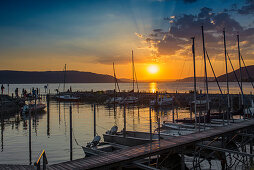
[48,119,254,170]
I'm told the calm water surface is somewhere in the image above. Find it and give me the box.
[0,82,253,165]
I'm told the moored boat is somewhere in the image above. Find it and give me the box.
[55,95,80,102]
[22,103,46,114]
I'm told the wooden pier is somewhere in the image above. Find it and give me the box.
[1,119,254,170]
[47,119,254,170]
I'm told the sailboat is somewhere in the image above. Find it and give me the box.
[121,50,138,105]
[55,64,80,102]
[105,62,123,105]
[150,94,174,107]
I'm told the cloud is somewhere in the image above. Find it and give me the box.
[135,32,143,38]
[143,7,254,62]
[238,0,254,15]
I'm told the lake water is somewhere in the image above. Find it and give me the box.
[0,82,253,165]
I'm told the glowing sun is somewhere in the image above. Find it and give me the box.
[147,65,159,74]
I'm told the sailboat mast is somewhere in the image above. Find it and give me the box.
[223,28,230,123]
[237,34,244,115]
[63,64,66,92]
[201,26,210,126]
[191,37,197,130]
[113,62,117,91]
[132,50,135,92]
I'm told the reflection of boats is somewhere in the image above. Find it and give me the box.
[82,136,127,157]
[105,97,124,105]
[22,103,46,114]
[103,126,160,146]
[55,95,80,102]
[150,95,173,107]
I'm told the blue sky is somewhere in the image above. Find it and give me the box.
[0,0,253,80]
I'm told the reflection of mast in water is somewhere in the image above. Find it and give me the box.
[137,106,140,124]
[64,102,67,136]
[132,106,135,131]
[47,98,50,136]
[114,106,117,126]
[1,115,4,152]
[58,101,61,126]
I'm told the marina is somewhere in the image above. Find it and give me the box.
[1,0,254,169]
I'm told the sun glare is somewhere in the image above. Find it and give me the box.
[147,65,159,74]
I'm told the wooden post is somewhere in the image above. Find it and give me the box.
[93,104,96,137]
[181,150,185,170]
[251,138,253,165]
[69,106,72,161]
[47,96,50,136]
[29,110,32,165]
[149,107,152,142]
[7,84,9,96]
[123,105,126,138]
[158,118,160,141]
[172,107,175,123]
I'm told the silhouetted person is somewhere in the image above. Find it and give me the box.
[15,88,18,97]
[1,84,4,94]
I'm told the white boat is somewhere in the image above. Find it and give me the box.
[150,95,173,107]
[190,99,210,108]
[55,95,80,102]
[82,135,127,157]
[105,97,124,105]
[103,126,161,146]
[121,96,138,104]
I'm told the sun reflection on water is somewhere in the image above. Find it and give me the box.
[149,82,157,93]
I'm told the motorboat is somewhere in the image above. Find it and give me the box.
[103,126,161,146]
[105,97,124,105]
[55,95,80,102]
[120,96,138,104]
[82,135,127,157]
[22,103,46,114]
[150,95,173,107]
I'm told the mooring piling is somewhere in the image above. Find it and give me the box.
[69,105,73,161]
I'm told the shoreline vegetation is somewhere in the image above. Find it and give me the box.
[0,65,253,84]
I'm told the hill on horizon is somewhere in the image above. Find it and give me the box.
[177,65,254,82]
[216,65,254,82]
[0,70,122,84]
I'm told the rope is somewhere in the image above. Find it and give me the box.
[72,129,82,147]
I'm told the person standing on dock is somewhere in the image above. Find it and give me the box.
[15,88,18,97]
[1,84,4,94]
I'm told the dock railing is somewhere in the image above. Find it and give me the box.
[34,150,48,170]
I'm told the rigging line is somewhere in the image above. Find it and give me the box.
[176,58,187,92]
[72,129,82,147]
[240,55,254,89]
[206,51,223,95]
[227,53,253,115]
[113,62,121,92]
[227,53,244,96]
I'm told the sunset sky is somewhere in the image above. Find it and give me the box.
[0,0,254,81]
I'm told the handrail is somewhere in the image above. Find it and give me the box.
[34,150,48,170]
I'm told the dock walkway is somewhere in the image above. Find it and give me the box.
[48,119,254,170]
